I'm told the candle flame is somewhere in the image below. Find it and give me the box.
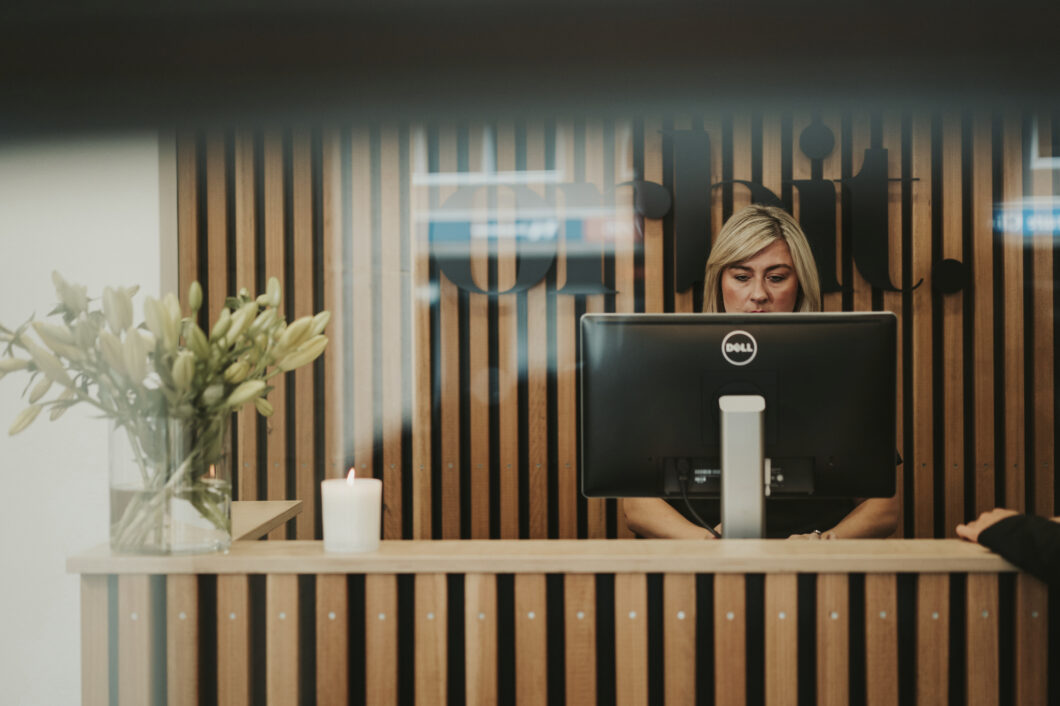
[346,467,356,485]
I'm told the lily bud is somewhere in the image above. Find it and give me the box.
[189,281,203,313]
[277,335,328,371]
[172,351,196,392]
[143,297,169,345]
[8,404,43,435]
[0,358,31,373]
[185,322,209,359]
[248,307,277,336]
[28,376,52,404]
[48,389,76,421]
[223,360,250,384]
[276,316,313,352]
[98,330,126,377]
[309,310,331,337]
[51,271,88,314]
[122,329,147,384]
[226,302,258,343]
[162,293,181,351]
[32,321,80,361]
[24,339,72,387]
[254,396,275,417]
[201,383,225,407]
[103,286,133,333]
[266,276,282,308]
[210,308,232,341]
[225,379,266,408]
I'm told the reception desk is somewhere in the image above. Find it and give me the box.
[68,540,1049,706]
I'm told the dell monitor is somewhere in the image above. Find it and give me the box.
[580,312,897,538]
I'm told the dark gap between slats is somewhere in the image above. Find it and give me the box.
[348,574,367,706]
[990,113,1006,508]
[870,113,883,310]
[457,124,471,540]
[488,126,502,540]
[249,575,267,706]
[745,574,765,706]
[151,575,167,706]
[796,574,817,706]
[397,574,416,706]
[255,129,270,501]
[848,574,866,706]
[930,112,945,538]
[721,114,734,226]
[646,574,664,706]
[603,118,617,539]
[960,112,976,522]
[1049,582,1059,706]
[224,131,240,501]
[781,112,794,211]
[447,574,466,704]
[948,573,966,706]
[195,131,209,332]
[902,111,918,538]
[896,574,916,706]
[283,128,297,539]
[544,120,561,540]
[398,125,414,540]
[546,574,566,704]
[751,111,763,186]
[574,296,587,539]
[662,115,675,314]
[517,286,530,540]
[198,575,218,706]
[1019,113,1037,515]
[299,575,316,706]
[595,573,616,706]
[369,125,386,530]
[840,113,853,312]
[497,574,516,705]
[997,574,1015,705]
[1054,113,1060,518]
[632,118,645,314]
[426,124,443,540]
[694,574,714,706]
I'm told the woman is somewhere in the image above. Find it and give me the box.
[623,204,899,539]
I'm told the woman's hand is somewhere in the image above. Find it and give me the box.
[956,508,1019,543]
[788,530,837,540]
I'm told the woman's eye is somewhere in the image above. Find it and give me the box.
[768,275,788,283]
[732,274,750,282]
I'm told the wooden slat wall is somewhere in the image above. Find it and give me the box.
[174,109,1058,541]
[90,570,1051,705]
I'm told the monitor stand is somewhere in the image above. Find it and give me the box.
[718,395,768,539]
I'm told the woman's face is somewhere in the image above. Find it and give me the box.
[720,239,800,313]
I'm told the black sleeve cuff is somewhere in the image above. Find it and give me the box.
[978,515,1060,585]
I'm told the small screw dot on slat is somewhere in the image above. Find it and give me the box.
[726,611,735,621]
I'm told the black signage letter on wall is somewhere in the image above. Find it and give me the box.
[670,130,712,293]
[843,148,899,292]
[790,179,843,293]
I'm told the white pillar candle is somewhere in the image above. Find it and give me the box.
[321,469,382,553]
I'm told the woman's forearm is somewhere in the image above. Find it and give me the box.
[622,497,717,539]
[826,495,899,538]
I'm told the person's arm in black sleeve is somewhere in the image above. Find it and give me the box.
[957,509,1060,585]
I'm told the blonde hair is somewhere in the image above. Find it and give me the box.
[701,204,822,313]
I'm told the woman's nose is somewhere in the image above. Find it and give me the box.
[750,278,769,301]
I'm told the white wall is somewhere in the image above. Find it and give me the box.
[0,134,164,705]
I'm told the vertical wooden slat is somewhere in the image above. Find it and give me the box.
[584,119,607,537]
[217,574,251,706]
[515,574,548,705]
[673,115,695,314]
[966,574,999,706]
[206,129,228,320]
[912,114,935,539]
[321,128,343,485]
[365,574,399,703]
[292,128,317,539]
[525,120,550,540]
[176,132,199,306]
[564,574,597,705]
[714,574,746,706]
[555,119,579,539]
[316,575,348,706]
[467,124,491,540]
[264,130,289,538]
[1014,574,1048,706]
[1001,114,1025,512]
[883,112,906,537]
[764,574,798,706]
[731,111,752,217]
[415,573,448,706]
[1030,115,1054,517]
[265,574,299,705]
[941,113,965,535]
[381,125,405,538]
[643,117,664,315]
[816,574,849,706]
[864,574,898,706]
[234,130,259,501]
[762,112,783,198]
[117,574,156,706]
[496,121,521,539]
[851,113,873,314]
[465,574,498,706]
[615,573,649,706]
[438,125,462,539]
[81,575,110,706]
[613,119,637,539]
[410,125,433,538]
[351,127,375,504]
[821,112,845,313]
[166,575,199,706]
[972,114,995,515]
[663,574,697,706]
[916,574,949,705]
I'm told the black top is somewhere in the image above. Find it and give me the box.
[668,497,857,538]
[978,515,1060,585]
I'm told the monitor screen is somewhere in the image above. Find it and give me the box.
[580,312,896,501]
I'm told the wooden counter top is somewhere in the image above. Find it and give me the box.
[67,538,1016,575]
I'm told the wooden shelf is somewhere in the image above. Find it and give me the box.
[67,538,1015,576]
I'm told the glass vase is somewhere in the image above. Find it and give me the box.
[108,414,232,554]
